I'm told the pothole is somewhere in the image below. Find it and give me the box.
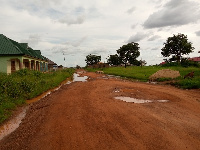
[73,73,88,82]
[115,97,169,103]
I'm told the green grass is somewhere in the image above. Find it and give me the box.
[0,68,75,124]
[86,66,200,89]
[86,66,162,81]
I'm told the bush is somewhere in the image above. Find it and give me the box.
[161,61,200,68]
[174,77,200,89]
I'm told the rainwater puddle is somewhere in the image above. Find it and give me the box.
[107,75,120,79]
[115,97,169,103]
[73,73,88,82]
[0,106,28,140]
[157,100,169,103]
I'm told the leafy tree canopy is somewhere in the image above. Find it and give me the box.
[117,42,140,67]
[161,33,194,63]
[85,54,101,66]
[107,54,121,66]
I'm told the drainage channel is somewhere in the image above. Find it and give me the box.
[0,73,88,141]
[0,106,28,140]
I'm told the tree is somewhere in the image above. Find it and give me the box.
[117,42,140,68]
[161,33,194,63]
[85,54,101,66]
[107,54,121,66]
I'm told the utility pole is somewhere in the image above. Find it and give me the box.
[63,53,66,68]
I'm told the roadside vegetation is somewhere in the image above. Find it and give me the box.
[86,65,200,89]
[86,33,200,89]
[0,68,74,124]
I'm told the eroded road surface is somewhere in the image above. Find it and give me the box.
[1,70,200,150]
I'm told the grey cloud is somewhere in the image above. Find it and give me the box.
[71,36,87,47]
[144,0,200,28]
[195,30,200,36]
[32,0,63,7]
[149,0,163,4]
[127,7,136,14]
[86,48,106,55]
[52,45,81,55]
[151,47,160,51]
[58,15,85,25]
[20,34,41,47]
[148,35,161,41]
[63,36,87,47]
[52,36,87,55]
[51,46,69,54]
[127,32,149,43]
[131,24,137,29]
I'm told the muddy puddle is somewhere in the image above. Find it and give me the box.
[0,106,28,140]
[0,73,88,141]
[115,97,169,103]
[73,73,88,82]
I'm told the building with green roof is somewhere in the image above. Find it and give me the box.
[0,34,48,74]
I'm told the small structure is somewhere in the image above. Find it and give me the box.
[45,57,58,71]
[90,62,109,69]
[0,34,48,74]
[159,62,166,65]
[188,57,200,63]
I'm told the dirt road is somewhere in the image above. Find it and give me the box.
[0,71,200,150]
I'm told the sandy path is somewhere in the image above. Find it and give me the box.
[0,71,200,150]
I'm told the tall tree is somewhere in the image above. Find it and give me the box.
[85,54,101,66]
[161,33,194,63]
[117,42,140,68]
[107,54,121,66]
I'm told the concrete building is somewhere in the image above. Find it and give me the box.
[0,34,48,74]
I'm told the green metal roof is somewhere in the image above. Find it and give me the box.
[34,50,45,60]
[0,34,23,55]
[0,34,45,61]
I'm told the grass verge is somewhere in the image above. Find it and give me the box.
[0,68,74,124]
[86,66,200,89]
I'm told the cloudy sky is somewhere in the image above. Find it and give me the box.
[1,0,200,67]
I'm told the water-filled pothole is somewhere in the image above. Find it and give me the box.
[73,73,88,82]
[115,97,169,103]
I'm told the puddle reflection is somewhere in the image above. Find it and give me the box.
[73,73,88,82]
[115,97,153,103]
[115,97,169,104]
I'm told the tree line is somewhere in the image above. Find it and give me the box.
[85,33,195,67]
